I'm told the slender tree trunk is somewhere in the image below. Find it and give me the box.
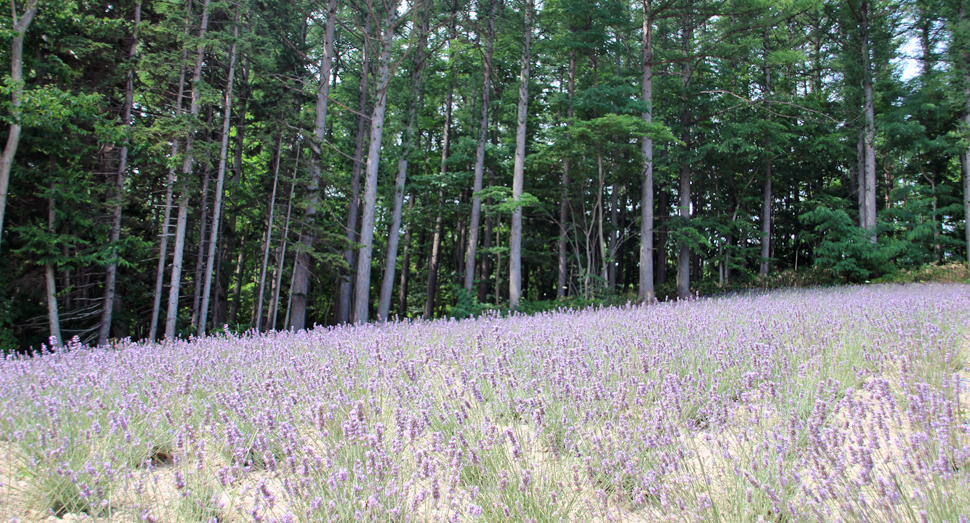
[857,133,866,225]
[165,0,212,339]
[269,144,299,330]
[608,184,619,292]
[958,5,970,268]
[639,14,654,301]
[0,0,39,255]
[99,0,142,346]
[424,188,446,319]
[425,24,457,320]
[479,201,494,302]
[253,133,282,332]
[861,4,877,240]
[290,0,338,330]
[198,22,238,335]
[465,0,498,293]
[149,28,190,341]
[676,21,692,301]
[229,249,244,324]
[509,0,534,309]
[379,7,429,320]
[596,152,607,288]
[657,186,667,285]
[218,60,247,330]
[760,30,772,276]
[190,127,213,329]
[398,194,415,318]
[285,228,301,328]
[558,51,576,298]
[353,2,401,324]
[336,14,372,324]
[46,192,62,347]
[676,163,691,299]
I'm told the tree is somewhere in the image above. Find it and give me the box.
[0,0,40,255]
[464,0,499,294]
[198,16,239,335]
[509,0,535,309]
[353,0,406,324]
[165,0,212,340]
[98,0,142,346]
[378,1,430,320]
[289,0,339,330]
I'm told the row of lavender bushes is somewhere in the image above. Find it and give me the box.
[1,283,968,522]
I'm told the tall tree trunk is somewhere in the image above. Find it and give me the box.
[760,29,772,276]
[860,3,877,239]
[353,2,401,324]
[465,0,498,293]
[253,133,282,332]
[639,12,655,302]
[424,188,446,319]
[336,13,372,324]
[190,117,214,329]
[558,50,576,299]
[424,23,457,320]
[150,10,192,341]
[676,20,692,301]
[657,187,667,285]
[379,6,429,320]
[165,0,212,339]
[198,22,238,335]
[596,152,607,288]
[269,144,299,330]
[290,0,338,330]
[479,200,494,302]
[398,194,416,318]
[857,133,866,225]
[99,0,142,346]
[509,0,534,309]
[0,0,39,255]
[958,4,970,268]
[229,249,244,324]
[608,184,619,292]
[46,192,62,347]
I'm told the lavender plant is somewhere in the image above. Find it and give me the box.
[0,284,967,522]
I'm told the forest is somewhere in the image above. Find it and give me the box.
[0,0,967,351]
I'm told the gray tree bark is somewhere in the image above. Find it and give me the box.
[269,144,299,330]
[424,23,457,320]
[198,21,238,336]
[99,0,142,346]
[960,5,970,267]
[639,12,655,302]
[353,1,402,324]
[465,0,498,293]
[253,134,282,333]
[46,192,62,348]
[509,0,534,309]
[379,5,429,320]
[149,6,192,341]
[165,0,212,339]
[289,0,338,330]
[398,194,416,318]
[559,50,576,298]
[760,30,772,276]
[0,0,39,256]
[190,118,213,329]
[860,3,877,239]
[336,14,372,324]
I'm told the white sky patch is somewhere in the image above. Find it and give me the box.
[894,35,921,83]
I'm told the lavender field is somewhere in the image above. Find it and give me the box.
[1,284,968,523]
